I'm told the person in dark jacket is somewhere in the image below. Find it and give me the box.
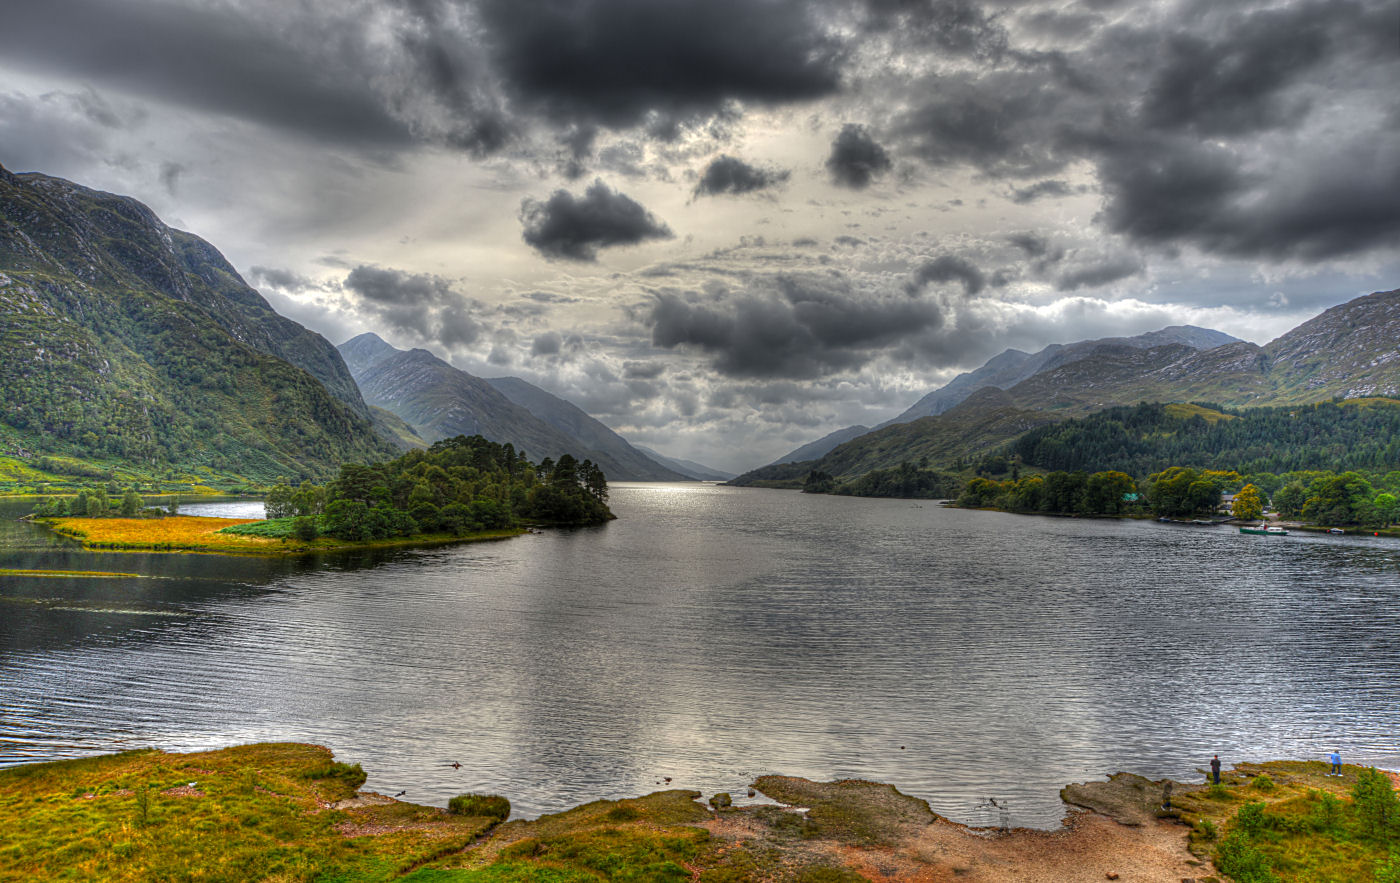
[1210,755,1221,784]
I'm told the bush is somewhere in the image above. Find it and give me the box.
[293,516,319,541]
[1352,767,1400,839]
[448,793,511,823]
[1308,790,1342,833]
[1215,831,1278,883]
[1253,773,1275,792]
[1234,801,1271,837]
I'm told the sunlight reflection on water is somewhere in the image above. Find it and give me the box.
[2,485,1398,826]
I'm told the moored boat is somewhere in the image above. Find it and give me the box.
[1240,523,1289,535]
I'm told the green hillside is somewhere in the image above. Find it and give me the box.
[1008,398,1400,478]
[0,163,395,484]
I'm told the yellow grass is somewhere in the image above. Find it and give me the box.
[46,516,277,554]
[0,569,144,579]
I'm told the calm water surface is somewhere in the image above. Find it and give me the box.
[2,484,1398,827]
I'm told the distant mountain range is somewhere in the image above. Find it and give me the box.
[634,446,735,481]
[763,326,1238,467]
[733,289,1400,486]
[0,162,395,481]
[338,333,689,482]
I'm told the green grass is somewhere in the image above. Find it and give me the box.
[1174,761,1400,882]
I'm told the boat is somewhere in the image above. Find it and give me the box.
[1328,527,1345,535]
[1240,523,1289,536]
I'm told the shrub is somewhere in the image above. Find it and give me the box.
[448,793,511,823]
[1215,831,1278,883]
[1352,767,1400,839]
[708,793,732,810]
[1234,801,1270,837]
[1253,774,1275,792]
[293,516,319,541]
[1308,790,1342,833]
[1208,783,1230,800]
[1196,818,1218,840]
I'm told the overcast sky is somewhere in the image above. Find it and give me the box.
[3,0,1397,471]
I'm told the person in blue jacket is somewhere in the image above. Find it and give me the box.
[1329,750,1342,776]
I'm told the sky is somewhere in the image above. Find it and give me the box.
[2,0,1398,472]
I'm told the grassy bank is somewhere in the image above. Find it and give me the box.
[41,516,525,556]
[5,745,1397,881]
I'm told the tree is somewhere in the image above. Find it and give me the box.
[1232,484,1264,522]
[1374,493,1398,528]
[120,489,143,516]
[1273,481,1306,518]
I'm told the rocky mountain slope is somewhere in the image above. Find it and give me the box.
[767,424,872,466]
[0,163,394,480]
[888,325,1239,424]
[730,288,1399,485]
[339,334,686,481]
[484,376,686,481]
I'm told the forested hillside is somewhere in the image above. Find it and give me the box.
[1009,399,1400,477]
[0,164,395,483]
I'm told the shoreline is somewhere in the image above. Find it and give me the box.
[36,515,527,557]
[4,744,1397,881]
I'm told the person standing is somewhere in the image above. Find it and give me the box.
[1211,755,1221,785]
[1329,750,1342,776]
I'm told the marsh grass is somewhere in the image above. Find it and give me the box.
[42,515,524,556]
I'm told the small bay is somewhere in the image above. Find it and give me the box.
[2,484,1397,828]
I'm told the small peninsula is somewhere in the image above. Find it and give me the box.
[33,435,613,555]
[2,744,1397,882]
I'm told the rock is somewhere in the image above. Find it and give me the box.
[709,792,732,810]
[1106,873,1119,880]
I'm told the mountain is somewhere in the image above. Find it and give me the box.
[338,333,686,481]
[484,377,687,481]
[767,424,871,466]
[0,163,395,481]
[728,289,1400,487]
[633,446,735,481]
[887,325,1239,424]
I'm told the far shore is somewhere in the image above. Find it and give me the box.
[38,515,526,557]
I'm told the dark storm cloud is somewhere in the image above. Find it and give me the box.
[889,0,1400,261]
[1,0,412,148]
[860,0,1008,59]
[1096,135,1400,260]
[906,256,985,296]
[1006,233,1051,258]
[520,180,673,261]
[826,124,893,189]
[646,274,945,379]
[343,265,482,345]
[1139,0,1393,136]
[623,361,667,379]
[475,0,842,133]
[694,155,790,197]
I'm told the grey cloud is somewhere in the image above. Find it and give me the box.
[826,124,893,189]
[476,0,843,133]
[623,361,667,379]
[907,256,985,296]
[532,331,563,356]
[1010,179,1075,204]
[1139,0,1390,136]
[520,179,673,261]
[1055,255,1144,291]
[250,265,317,292]
[343,264,482,346]
[2,0,413,149]
[1006,233,1050,258]
[861,0,1009,59]
[694,155,790,197]
[646,274,946,379]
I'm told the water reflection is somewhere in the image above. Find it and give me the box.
[1,488,1398,827]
